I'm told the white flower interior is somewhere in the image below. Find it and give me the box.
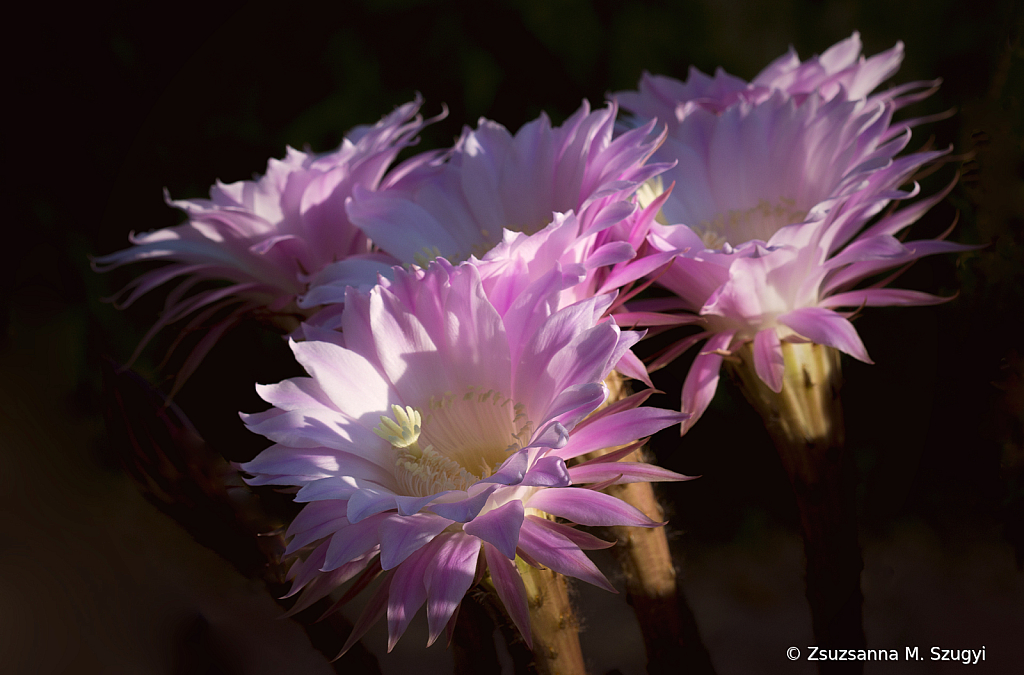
[374,390,532,498]
[638,176,809,250]
[694,198,807,250]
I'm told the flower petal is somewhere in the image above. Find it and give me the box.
[520,456,572,487]
[752,327,785,393]
[568,461,694,486]
[386,541,434,651]
[525,516,616,550]
[778,307,872,363]
[680,330,735,435]
[323,512,388,571]
[558,406,689,460]
[424,533,481,646]
[819,288,953,309]
[483,544,532,648]
[339,570,393,658]
[463,499,525,560]
[378,512,452,570]
[516,517,616,592]
[427,485,498,523]
[526,487,662,527]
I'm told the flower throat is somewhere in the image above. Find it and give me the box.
[374,391,532,498]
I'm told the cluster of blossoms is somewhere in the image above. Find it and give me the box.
[97,33,965,655]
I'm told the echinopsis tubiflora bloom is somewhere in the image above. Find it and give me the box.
[340,99,666,267]
[241,260,688,652]
[614,33,972,432]
[302,99,682,380]
[302,100,676,320]
[92,98,440,380]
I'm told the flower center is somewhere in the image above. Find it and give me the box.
[374,392,532,498]
[694,198,806,250]
[636,178,808,251]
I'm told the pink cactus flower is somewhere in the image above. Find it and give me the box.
[93,98,438,381]
[616,32,936,125]
[341,100,665,265]
[614,35,971,433]
[241,260,688,652]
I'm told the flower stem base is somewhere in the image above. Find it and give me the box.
[729,342,866,669]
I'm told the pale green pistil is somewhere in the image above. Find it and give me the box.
[374,404,485,498]
[374,404,422,448]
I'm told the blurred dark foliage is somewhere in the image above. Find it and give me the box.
[5,0,1023,671]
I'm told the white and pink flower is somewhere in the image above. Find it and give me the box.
[341,100,665,264]
[93,98,438,376]
[304,101,670,312]
[615,35,971,433]
[241,260,687,651]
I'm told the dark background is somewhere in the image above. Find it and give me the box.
[4,1,1022,673]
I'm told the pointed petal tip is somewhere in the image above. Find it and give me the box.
[331,643,354,663]
[679,411,698,436]
[425,630,441,649]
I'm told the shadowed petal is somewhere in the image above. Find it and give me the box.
[483,544,532,648]
[323,512,388,571]
[424,533,481,646]
[378,512,452,570]
[386,541,434,651]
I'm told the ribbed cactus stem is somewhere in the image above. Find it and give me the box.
[518,555,587,675]
[586,371,714,674]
